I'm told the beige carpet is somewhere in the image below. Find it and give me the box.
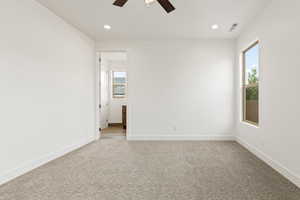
[0,140,299,200]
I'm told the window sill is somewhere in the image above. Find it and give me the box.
[241,121,259,129]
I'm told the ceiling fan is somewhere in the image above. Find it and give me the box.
[113,0,175,13]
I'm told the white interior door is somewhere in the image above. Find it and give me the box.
[100,67,109,129]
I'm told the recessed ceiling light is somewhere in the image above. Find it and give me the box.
[104,25,111,30]
[211,24,219,30]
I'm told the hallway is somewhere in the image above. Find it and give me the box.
[101,124,126,139]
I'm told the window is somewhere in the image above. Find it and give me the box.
[112,71,127,98]
[242,41,259,125]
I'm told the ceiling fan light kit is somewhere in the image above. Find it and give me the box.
[113,0,175,13]
[145,0,156,6]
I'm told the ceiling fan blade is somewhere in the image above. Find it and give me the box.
[157,0,175,13]
[113,0,128,7]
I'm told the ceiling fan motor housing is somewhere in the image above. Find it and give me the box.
[113,0,175,14]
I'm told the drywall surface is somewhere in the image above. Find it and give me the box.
[0,0,96,184]
[100,58,110,128]
[236,0,300,187]
[97,39,235,139]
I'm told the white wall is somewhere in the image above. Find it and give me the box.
[0,0,96,185]
[236,0,300,187]
[97,40,235,139]
[100,58,109,128]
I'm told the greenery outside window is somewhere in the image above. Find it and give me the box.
[242,41,259,125]
[112,71,127,98]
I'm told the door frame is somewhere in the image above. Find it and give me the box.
[95,50,130,140]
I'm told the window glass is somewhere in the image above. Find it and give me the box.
[243,42,259,125]
[112,71,126,98]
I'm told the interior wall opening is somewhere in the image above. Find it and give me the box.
[98,51,128,139]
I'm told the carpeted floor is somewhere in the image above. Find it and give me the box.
[0,140,299,200]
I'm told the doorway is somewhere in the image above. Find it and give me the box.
[98,51,128,139]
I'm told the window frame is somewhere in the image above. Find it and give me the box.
[112,71,127,99]
[242,40,260,126]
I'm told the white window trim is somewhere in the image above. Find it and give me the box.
[241,40,260,127]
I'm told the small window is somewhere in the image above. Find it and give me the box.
[112,71,127,98]
[242,41,259,125]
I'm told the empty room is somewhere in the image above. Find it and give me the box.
[0,0,300,200]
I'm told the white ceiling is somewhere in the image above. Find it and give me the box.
[101,52,127,61]
[36,0,271,40]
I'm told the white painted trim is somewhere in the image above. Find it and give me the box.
[127,135,235,141]
[0,138,95,186]
[95,52,101,140]
[236,137,300,188]
[125,50,132,141]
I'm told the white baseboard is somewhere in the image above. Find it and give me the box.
[127,135,235,141]
[236,137,300,188]
[0,138,95,186]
